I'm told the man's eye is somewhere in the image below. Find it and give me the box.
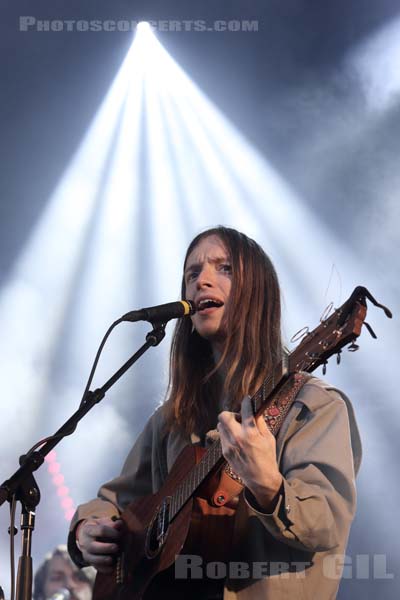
[187,272,198,282]
[220,264,232,273]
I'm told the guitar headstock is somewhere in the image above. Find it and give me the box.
[288,286,392,374]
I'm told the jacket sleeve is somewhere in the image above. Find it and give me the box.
[68,405,166,565]
[244,381,361,553]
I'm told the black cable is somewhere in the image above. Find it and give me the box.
[79,317,125,408]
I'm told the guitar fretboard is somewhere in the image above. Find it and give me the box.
[169,359,286,520]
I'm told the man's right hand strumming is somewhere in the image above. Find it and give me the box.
[76,516,125,573]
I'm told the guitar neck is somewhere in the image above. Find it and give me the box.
[169,291,376,521]
[169,359,287,520]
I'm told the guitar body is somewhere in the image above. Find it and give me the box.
[93,444,234,600]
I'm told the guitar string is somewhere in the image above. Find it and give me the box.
[169,359,285,519]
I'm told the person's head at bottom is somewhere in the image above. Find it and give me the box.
[33,545,95,600]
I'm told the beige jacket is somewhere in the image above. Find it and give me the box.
[69,377,361,599]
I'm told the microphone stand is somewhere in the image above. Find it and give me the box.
[0,323,167,600]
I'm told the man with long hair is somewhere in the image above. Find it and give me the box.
[68,227,361,598]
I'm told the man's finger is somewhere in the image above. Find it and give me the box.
[255,412,270,433]
[218,416,239,446]
[83,552,116,572]
[241,395,257,429]
[218,410,242,436]
[88,540,121,555]
[85,522,123,542]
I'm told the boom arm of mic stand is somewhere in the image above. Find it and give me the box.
[0,322,166,600]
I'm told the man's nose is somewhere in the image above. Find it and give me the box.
[196,266,214,288]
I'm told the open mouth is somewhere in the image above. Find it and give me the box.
[197,298,224,312]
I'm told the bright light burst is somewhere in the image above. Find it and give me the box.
[348,15,400,113]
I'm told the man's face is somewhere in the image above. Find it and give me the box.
[44,555,92,600]
[184,235,232,350]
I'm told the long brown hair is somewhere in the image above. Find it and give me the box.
[164,226,282,436]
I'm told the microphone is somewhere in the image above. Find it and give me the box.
[47,590,71,600]
[121,300,196,324]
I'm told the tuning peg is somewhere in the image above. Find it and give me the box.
[348,342,359,352]
[363,321,377,339]
[322,362,327,375]
[336,350,341,365]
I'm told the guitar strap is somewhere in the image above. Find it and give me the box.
[211,371,311,507]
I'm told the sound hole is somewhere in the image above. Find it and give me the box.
[145,497,171,559]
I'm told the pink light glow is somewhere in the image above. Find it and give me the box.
[45,450,57,462]
[64,508,76,521]
[48,462,61,474]
[61,497,74,509]
[46,452,77,523]
[52,474,65,486]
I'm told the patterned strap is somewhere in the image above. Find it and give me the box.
[225,372,311,484]
[263,372,311,435]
